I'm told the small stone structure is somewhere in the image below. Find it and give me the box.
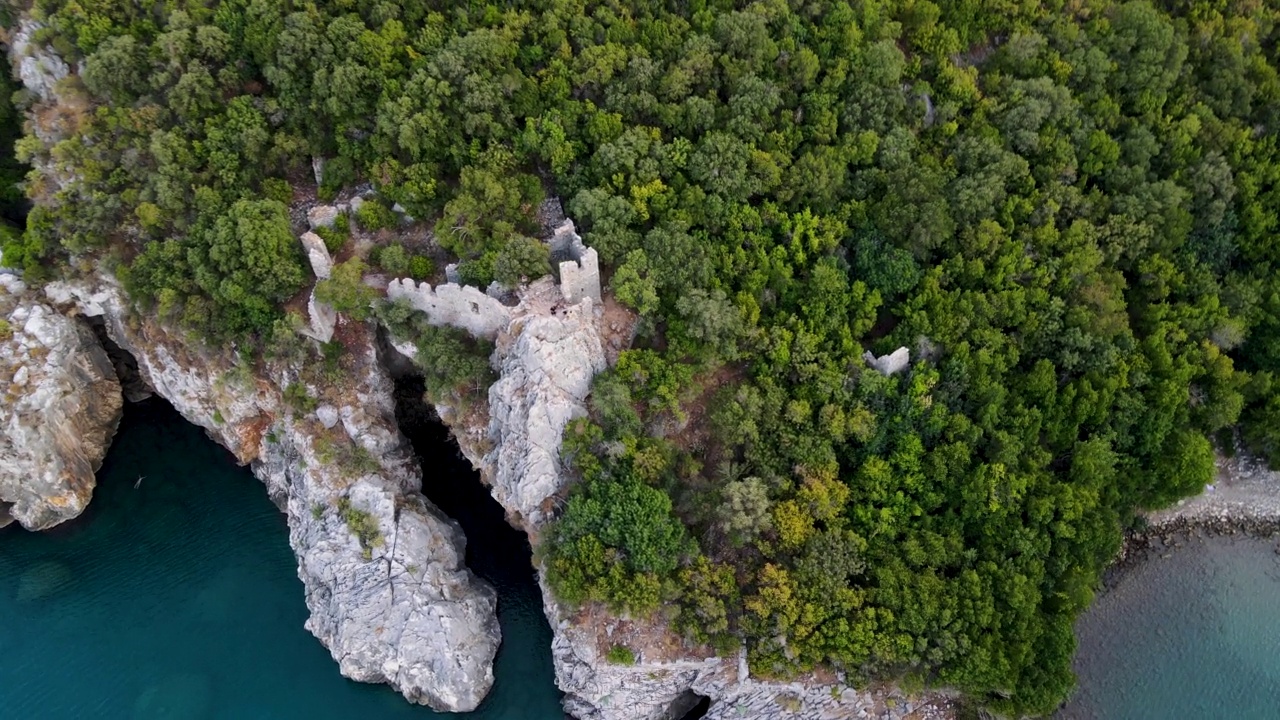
[305,289,336,343]
[386,213,602,340]
[863,346,910,376]
[386,279,512,340]
[550,220,601,305]
[299,231,333,280]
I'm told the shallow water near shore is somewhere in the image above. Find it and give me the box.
[0,398,563,719]
[1058,532,1280,719]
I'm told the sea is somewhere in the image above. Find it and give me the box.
[0,395,564,720]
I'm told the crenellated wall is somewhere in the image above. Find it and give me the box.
[386,279,513,340]
[552,220,602,305]
[387,216,602,338]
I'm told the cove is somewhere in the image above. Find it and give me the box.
[1057,532,1280,719]
[0,396,564,719]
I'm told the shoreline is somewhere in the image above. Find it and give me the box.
[1105,452,1280,583]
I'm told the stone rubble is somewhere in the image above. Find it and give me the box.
[300,231,335,280]
[308,205,341,230]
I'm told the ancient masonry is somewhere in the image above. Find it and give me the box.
[549,219,602,304]
[386,280,512,340]
[385,219,602,339]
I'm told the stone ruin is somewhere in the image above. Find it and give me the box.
[384,214,602,340]
[863,346,911,376]
[549,220,601,305]
[298,228,337,343]
[386,279,512,340]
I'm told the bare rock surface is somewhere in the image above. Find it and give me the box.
[44,277,501,712]
[0,280,122,530]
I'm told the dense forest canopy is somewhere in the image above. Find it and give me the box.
[4,0,1280,713]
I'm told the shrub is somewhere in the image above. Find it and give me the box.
[336,496,383,558]
[407,255,435,281]
[284,381,317,413]
[315,213,350,254]
[493,235,550,286]
[375,243,409,275]
[315,258,377,320]
[606,644,636,665]
[0,318,11,341]
[355,199,397,231]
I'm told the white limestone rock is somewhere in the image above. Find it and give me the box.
[308,205,340,230]
[485,298,605,527]
[316,405,340,430]
[11,21,69,105]
[300,231,334,280]
[0,293,122,530]
[307,290,336,343]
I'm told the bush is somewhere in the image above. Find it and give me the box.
[606,644,636,665]
[407,255,435,281]
[0,318,11,341]
[262,178,293,205]
[493,235,550,286]
[315,258,377,320]
[355,199,397,231]
[336,496,383,558]
[315,213,350,254]
[284,381,317,413]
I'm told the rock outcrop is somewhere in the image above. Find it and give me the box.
[43,277,501,712]
[410,276,954,720]
[0,274,122,530]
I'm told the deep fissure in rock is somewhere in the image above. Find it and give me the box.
[390,374,539,588]
[391,372,566,712]
[673,692,712,720]
[78,315,151,402]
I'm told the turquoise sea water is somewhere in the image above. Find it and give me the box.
[1059,533,1280,719]
[0,396,564,720]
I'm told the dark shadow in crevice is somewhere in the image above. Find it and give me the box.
[78,315,152,402]
[673,691,711,720]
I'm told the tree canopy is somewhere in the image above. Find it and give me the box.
[8,0,1280,714]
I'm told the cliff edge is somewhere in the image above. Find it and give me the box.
[0,271,122,530]
[43,277,501,712]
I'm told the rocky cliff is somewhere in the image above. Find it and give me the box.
[41,277,501,712]
[410,278,952,720]
[0,272,122,530]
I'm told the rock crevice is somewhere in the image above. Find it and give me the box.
[42,277,501,713]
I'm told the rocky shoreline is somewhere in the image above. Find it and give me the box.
[1107,453,1280,585]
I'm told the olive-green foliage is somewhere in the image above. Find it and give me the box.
[283,381,317,414]
[545,453,692,614]
[376,299,495,407]
[17,0,1280,713]
[126,198,305,338]
[315,258,377,321]
[355,200,398,232]
[374,243,435,281]
[336,496,383,557]
[605,645,636,665]
[0,318,11,341]
[315,214,350,255]
[493,235,550,286]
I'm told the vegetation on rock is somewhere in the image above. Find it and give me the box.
[8,0,1280,713]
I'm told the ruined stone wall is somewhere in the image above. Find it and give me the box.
[386,279,512,340]
[553,220,602,305]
